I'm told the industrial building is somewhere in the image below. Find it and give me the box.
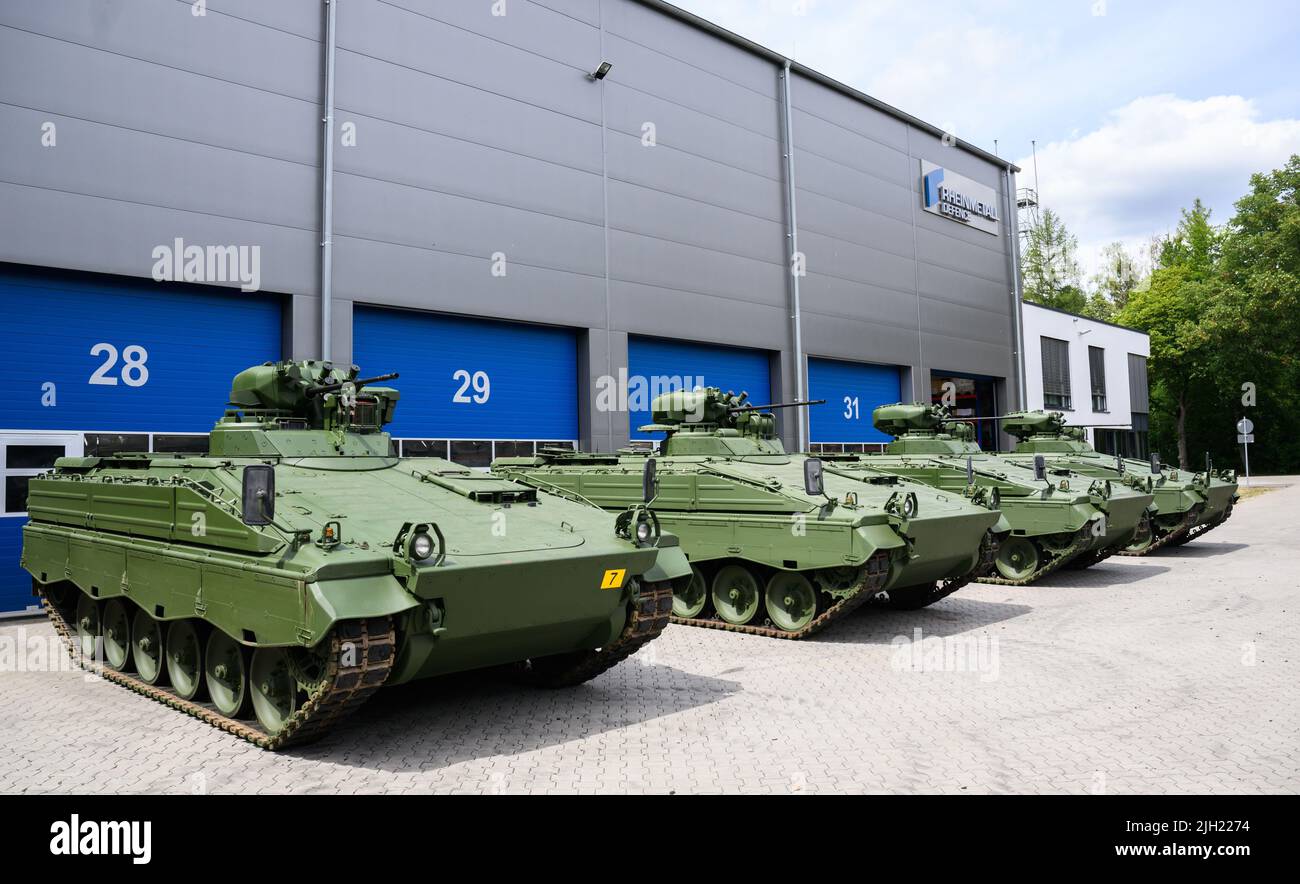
[1,0,1031,614]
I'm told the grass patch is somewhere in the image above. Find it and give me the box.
[1235,485,1275,502]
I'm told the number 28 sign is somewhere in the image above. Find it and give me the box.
[89,343,150,387]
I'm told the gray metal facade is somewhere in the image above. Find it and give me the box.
[0,0,1022,451]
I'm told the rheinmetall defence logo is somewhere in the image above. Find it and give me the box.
[920,160,1000,236]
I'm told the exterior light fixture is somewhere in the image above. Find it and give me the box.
[589,61,612,81]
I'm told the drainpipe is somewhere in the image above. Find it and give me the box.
[319,0,338,362]
[1003,166,1026,409]
[779,60,807,451]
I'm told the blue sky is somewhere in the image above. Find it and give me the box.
[670,0,1300,276]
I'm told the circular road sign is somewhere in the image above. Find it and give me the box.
[1237,418,1254,435]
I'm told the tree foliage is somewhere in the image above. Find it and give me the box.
[1020,208,1086,313]
[1116,159,1300,471]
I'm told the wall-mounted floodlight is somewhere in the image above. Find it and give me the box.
[589,61,613,81]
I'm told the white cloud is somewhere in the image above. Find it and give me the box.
[1015,95,1300,277]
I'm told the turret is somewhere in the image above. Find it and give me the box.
[637,387,806,457]
[212,360,400,457]
[1001,410,1093,454]
[872,402,983,455]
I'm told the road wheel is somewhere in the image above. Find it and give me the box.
[250,647,300,735]
[995,537,1041,582]
[101,599,132,670]
[711,564,761,625]
[132,609,166,685]
[205,631,251,718]
[764,571,817,632]
[1124,510,1155,553]
[165,619,205,701]
[74,594,101,661]
[672,565,709,618]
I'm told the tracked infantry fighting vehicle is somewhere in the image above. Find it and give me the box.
[493,388,1003,639]
[20,360,690,749]
[998,410,1238,553]
[822,403,1153,584]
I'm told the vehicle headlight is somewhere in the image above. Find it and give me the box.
[901,493,917,518]
[635,519,654,544]
[411,532,434,560]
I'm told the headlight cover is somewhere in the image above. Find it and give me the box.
[635,519,653,544]
[392,521,446,567]
[411,532,434,561]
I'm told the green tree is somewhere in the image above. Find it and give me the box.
[1212,155,1300,471]
[1122,168,1300,474]
[1158,198,1220,277]
[1088,241,1143,320]
[1119,201,1223,468]
[1020,208,1086,312]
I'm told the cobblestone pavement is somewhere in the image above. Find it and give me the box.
[2,481,1296,795]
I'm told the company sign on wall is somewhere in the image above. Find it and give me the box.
[920,160,1000,235]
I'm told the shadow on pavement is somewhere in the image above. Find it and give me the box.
[1031,561,1171,588]
[819,597,1034,645]
[286,663,739,771]
[1147,541,1248,559]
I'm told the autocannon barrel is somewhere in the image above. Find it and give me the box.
[726,398,826,414]
[306,372,399,398]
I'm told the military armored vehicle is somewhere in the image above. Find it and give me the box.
[492,388,1003,639]
[998,410,1238,553]
[20,360,690,749]
[821,403,1153,584]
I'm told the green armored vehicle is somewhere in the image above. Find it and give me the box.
[998,410,1238,553]
[493,388,1003,639]
[822,403,1154,584]
[20,360,690,749]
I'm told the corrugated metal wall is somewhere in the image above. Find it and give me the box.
[0,0,1019,452]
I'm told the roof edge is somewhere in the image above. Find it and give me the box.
[1021,299,1150,337]
[630,0,1021,174]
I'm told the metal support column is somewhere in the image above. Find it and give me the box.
[778,60,807,451]
[318,0,338,362]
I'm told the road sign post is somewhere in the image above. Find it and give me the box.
[1236,418,1254,486]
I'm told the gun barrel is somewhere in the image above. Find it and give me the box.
[953,414,1131,428]
[727,398,826,414]
[306,372,399,397]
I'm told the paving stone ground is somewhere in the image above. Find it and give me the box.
[1,479,1296,795]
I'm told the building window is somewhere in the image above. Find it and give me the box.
[493,441,536,458]
[84,433,149,456]
[2,441,78,515]
[395,439,576,462]
[401,440,449,459]
[152,434,208,454]
[1088,346,1107,412]
[1040,336,1072,410]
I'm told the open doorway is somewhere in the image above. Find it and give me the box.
[930,372,1000,450]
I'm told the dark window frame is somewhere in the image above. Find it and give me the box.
[1040,336,1072,411]
[1088,345,1107,412]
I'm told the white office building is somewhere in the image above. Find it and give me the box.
[1020,302,1151,457]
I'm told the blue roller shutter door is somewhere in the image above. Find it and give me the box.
[351,306,579,443]
[1,267,282,614]
[627,337,771,440]
[807,357,903,444]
